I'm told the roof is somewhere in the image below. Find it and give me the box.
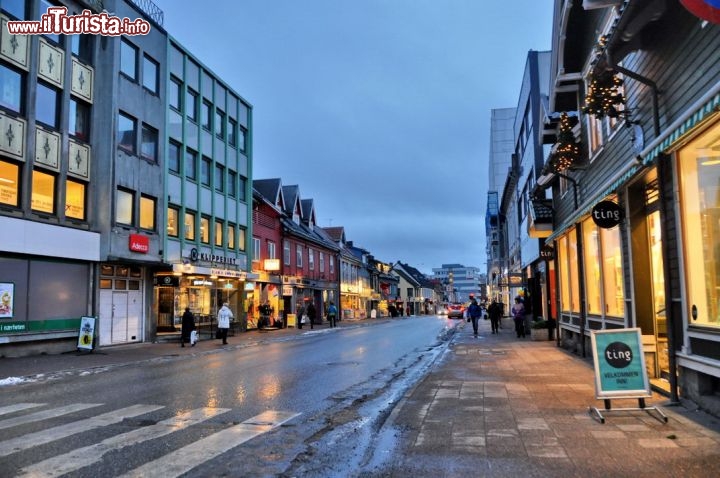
[254,179,284,209]
[323,227,345,243]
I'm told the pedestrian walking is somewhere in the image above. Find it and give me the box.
[306,301,317,329]
[297,303,305,330]
[181,307,196,347]
[327,301,338,327]
[512,296,526,338]
[488,299,502,334]
[467,298,482,338]
[217,302,234,345]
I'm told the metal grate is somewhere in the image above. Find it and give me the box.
[128,0,164,27]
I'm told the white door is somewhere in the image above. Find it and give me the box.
[112,292,129,344]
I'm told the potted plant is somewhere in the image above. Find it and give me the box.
[530,318,548,341]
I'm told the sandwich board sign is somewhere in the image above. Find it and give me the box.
[77,316,96,351]
[589,328,666,423]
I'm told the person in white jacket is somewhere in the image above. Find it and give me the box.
[217,302,234,345]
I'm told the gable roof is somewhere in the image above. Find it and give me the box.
[300,198,315,226]
[281,185,301,217]
[254,178,285,210]
[323,226,345,243]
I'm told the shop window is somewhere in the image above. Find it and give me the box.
[71,34,93,64]
[142,54,159,94]
[200,156,211,186]
[139,194,155,231]
[168,140,181,174]
[31,169,55,214]
[0,159,20,207]
[167,206,179,237]
[227,223,235,249]
[215,164,224,192]
[0,65,23,113]
[184,210,196,241]
[116,188,134,226]
[69,98,90,142]
[238,227,246,252]
[583,218,602,315]
[141,124,158,163]
[36,82,59,128]
[200,216,210,244]
[186,89,198,122]
[185,149,197,181]
[215,219,223,247]
[169,76,182,111]
[65,178,85,220]
[118,112,136,154]
[120,38,138,80]
[601,225,625,317]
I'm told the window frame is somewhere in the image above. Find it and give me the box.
[117,111,137,154]
[116,187,134,226]
[201,99,212,131]
[167,205,180,237]
[0,159,20,208]
[65,178,86,221]
[214,163,224,192]
[0,64,24,114]
[140,123,158,163]
[142,54,159,94]
[200,215,210,244]
[227,222,236,249]
[168,140,181,174]
[139,194,156,231]
[169,76,182,111]
[120,38,138,81]
[185,148,197,181]
[35,81,59,128]
[68,98,90,142]
[184,210,196,241]
[186,88,198,122]
[214,219,224,247]
[200,156,211,187]
[296,244,303,268]
[227,170,237,197]
[31,168,55,214]
[215,109,225,139]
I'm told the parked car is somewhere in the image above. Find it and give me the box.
[447,303,464,319]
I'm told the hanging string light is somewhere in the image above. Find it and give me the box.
[551,112,580,172]
[582,69,626,119]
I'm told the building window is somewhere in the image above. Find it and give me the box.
[140,123,158,163]
[558,230,580,313]
[309,249,315,270]
[185,149,197,180]
[582,218,602,315]
[227,223,236,249]
[142,54,159,93]
[227,170,236,197]
[0,160,20,207]
[200,156,211,186]
[186,88,198,121]
[214,164,224,192]
[118,112,136,153]
[0,65,23,113]
[228,118,237,147]
[238,176,247,201]
[120,38,138,80]
[215,109,225,139]
[330,255,335,274]
[116,188,134,225]
[201,100,212,131]
[168,140,181,174]
[68,98,90,141]
[679,121,720,328]
[253,237,261,261]
[184,210,196,241]
[31,169,55,214]
[2,0,25,19]
[319,252,325,273]
[167,206,179,237]
[601,225,624,317]
[139,194,155,230]
[238,227,246,252]
[200,216,210,244]
[71,34,93,64]
[296,244,303,268]
[65,178,85,220]
[268,241,276,260]
[215,219,223,247]
[238,126,247,152]
[169,76,182,111]
[36,82,58,128]
[284,241,291,266]
[39,0,61,44]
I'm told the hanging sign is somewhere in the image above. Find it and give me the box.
[591,200,623,229]
[77,316,96,351]
[590,328,650,399]
[680,0,720,24]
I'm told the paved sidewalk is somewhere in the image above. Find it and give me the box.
[381,318,720,477]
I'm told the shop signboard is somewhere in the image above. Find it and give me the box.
[77,316,96,351]
[591,200,623,229]
[0,282,15,318]
[590,328,650,399]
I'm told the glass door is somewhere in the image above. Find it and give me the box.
[648,210,669,380]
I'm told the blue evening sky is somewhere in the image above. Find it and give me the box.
[153,0,553,275]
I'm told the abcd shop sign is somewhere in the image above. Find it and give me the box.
[590,328,650,399]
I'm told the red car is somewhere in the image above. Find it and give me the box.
[447,303,464,319]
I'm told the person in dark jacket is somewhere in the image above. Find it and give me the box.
[181,307,196,347]
[488,299,502,334]
[306,301,317,329]
[467,298,482,338]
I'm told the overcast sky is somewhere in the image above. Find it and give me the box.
[154,0,553,275]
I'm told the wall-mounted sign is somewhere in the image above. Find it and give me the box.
[590,328,650,399]
[540,246,554,260]
[263,258,280,271]
[591,200,623,229]
[154,275,179,287]
[129,234,149,253]
[282,285,293,296]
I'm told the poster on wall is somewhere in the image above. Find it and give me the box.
[77,316,96,351]
[0,282,14,318]
[590,328,650,399]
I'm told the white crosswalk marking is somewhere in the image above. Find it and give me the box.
[17,407,230,478]
[119,410,300,478]
[0,403,45,417]
[0,404,164,457]
[0,403,102,430]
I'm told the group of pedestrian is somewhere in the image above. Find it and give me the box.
[465,298,521,338]
[180,302,235,347]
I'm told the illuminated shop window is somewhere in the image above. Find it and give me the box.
[238,227,246,252]
[65,179,85,220]
[31,169,55,214]
[167,206,179,237]
[200,216,210,244]
[184,211,196,241]
[0,160,20,207]
[227,223,235,249]
[215,219,223,247]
